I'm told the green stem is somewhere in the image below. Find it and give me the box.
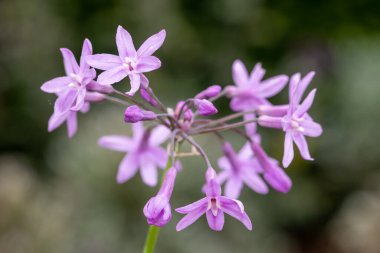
[142,225,161,253]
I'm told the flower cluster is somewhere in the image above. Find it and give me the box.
[41,26,322,232]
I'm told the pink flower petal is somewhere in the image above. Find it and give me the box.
[224,176,243,199]
[295,89,317,117]
[283,132,294,168]
[66,111,78,138]
[140,160,158,187]
[217,157,231,171]
[97,66,128,85]
[176,205,208,231]
[206,210,225,231]
[249,63,266,85]
[132,122,144,142]
[86,54,122,71]
[80,39,93,70]
[137,29,166,57]
[149,125,170,146]
[219,197,252,230]
[137,56,161,73]
[117,154,139,184]
[238,142,254,160]
[259,75,288,98]
[126,74,141,96]
[48,111,68,132]
[232,60,249,87]
[98,135,133,152]
[242,170,269,194]
[41,76,71,93]
[302,120,323,137]
[116,25,136,58]
[60,48,80,75]
[175,197,208,214]
[290,71,315,111]
[292,132,313,161]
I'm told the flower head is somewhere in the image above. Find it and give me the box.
[257,72,323,167]
[217,142,269,198]
[227,60,288,111]
[143,166,178,227]
[98,122,170,186]
[175,168,252,231]
[87,26,166,96]
[41,39,106,115]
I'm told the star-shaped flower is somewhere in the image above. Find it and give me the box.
[227,60,288,112]
[87,26,166,95]
[176,168,252,231]
[98,122,170,186]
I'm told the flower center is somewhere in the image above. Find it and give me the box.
[283,115,305,133]
[207,197,221,216]
[123,57,137,72]
[69,73,83,87]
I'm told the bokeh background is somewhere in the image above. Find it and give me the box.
[1,0,380,252]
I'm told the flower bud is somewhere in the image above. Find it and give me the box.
[140,87,158,107]
[194,99,218,116]
[124,105,157,123]
[250,142,291,193]
[195,85,222,99]
[143,167,177,227]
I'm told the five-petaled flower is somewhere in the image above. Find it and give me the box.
[176,168,252,231]
[98,122,170,186]
[87,26,166,95]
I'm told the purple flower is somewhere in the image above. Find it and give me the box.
[143,166,178,227]
[217,142,269,198]
[98,122,170,186]
[257,72,323,167]
[41,39,107,115]
[124,105,157,123]
[87,26,166,95]
[195,85,222,100]
[175,168,252,231]
[194,99,218,116]
[227,60,288,112]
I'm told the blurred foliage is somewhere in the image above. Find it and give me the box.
[1,0,380,252]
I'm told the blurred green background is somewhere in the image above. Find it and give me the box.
[1,0,380,252]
